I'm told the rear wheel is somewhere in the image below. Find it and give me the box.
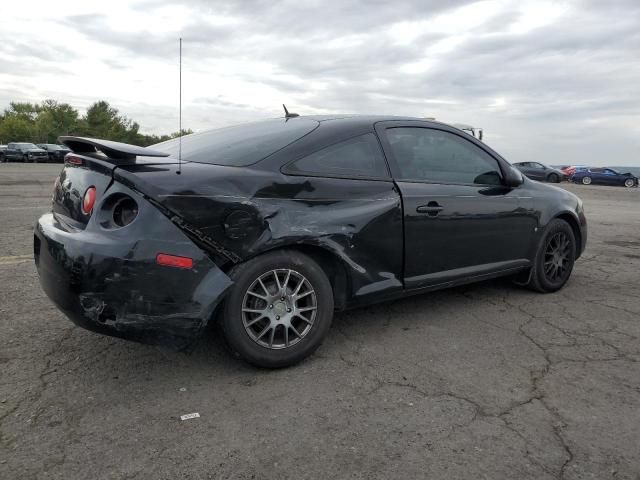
[525,219,576,293]
[624,178,635,188]
[548,173,559,183]
[221,250,334,368]
[582,176,592,185]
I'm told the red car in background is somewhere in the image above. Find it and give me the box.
[561,165,588,177]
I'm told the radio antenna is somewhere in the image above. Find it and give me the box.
[177,37,182,175]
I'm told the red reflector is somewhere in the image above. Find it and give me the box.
[82,186,97,215]
[66,154,83,165]
[156,254,194,269]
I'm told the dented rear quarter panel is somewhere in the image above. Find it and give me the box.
[114,162,405,308]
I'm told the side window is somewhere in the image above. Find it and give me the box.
[532,162,545,169]
[385,128,503,185]
[286,133,388,178]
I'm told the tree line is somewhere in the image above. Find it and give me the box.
[0,100,192,147]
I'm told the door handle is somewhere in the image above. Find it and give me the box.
[416,202,444,216]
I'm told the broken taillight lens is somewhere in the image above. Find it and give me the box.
[82,186,97,215]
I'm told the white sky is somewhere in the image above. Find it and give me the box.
[1,0,639,165]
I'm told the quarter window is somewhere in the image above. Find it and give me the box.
[386,128,503,185]
[286,133,388,178]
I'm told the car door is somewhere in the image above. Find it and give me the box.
[514,162,533,178]
[6,143,17,160]
[602,169,619,185]
[375,121,534,289]
[529,162,547,180]
[588,168,605,185]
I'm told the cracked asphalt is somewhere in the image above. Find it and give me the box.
[1,163,639,479]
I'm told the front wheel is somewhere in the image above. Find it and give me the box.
[624,178,635,188]
[582,176,592,185]
[22,154,29,163]
[221,250,334,368]
[548,173,559,183]
[524,219,576,293]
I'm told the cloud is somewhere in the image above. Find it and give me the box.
[0,0,639,165]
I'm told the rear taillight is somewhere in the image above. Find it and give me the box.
[82,186,97,215]
[156,254,194,269]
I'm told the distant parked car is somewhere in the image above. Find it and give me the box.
[0,145,7,162]
[37,144,72,163]
[572,168,638,187]
[4,142,49,162]
[512,162,566,183]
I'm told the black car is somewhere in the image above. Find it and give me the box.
[511,161,566,183]
[37,144,72,163]
[34,116,587,367]
[4,142,49,162]
[0,145,7,162]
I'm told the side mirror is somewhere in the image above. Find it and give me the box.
[504,165,524,187]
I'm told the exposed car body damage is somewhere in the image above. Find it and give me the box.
[34,115,587,354]
[35,174,233,349]
[114,162,405,308]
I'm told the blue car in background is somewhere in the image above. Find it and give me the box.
[572,167,638,187]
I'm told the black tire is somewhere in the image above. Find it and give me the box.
[548,173,559,183]
[623,178,635,188]
[22,154,29,163]
[582,176,592,185]
[525,218,576,293]
[221,250,334,368]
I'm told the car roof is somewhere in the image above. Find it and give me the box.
[301,114,454,128]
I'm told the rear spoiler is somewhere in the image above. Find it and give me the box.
[59,136,170,161]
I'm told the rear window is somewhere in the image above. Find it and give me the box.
[152,118,319,166]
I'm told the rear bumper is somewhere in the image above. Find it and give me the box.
[34,187,233,349]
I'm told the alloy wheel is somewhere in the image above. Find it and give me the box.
[582,177,592,185]
[624,178,635,188]
[241,269,317,349]
[543,231,571,283]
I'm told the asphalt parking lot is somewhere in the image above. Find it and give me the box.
[1,163,639,479]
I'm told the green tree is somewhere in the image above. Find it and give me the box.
[0,115,33,143]
[39,100,79,141]
[4,102,41,121]
[0,98,191,146]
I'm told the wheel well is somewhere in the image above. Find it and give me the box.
[555,213,582,259]
[276,244,350,310]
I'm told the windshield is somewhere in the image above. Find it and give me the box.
[152,118,319,166]
[17,143,40,149]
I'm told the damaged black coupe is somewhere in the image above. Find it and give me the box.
[34,115,587,367]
